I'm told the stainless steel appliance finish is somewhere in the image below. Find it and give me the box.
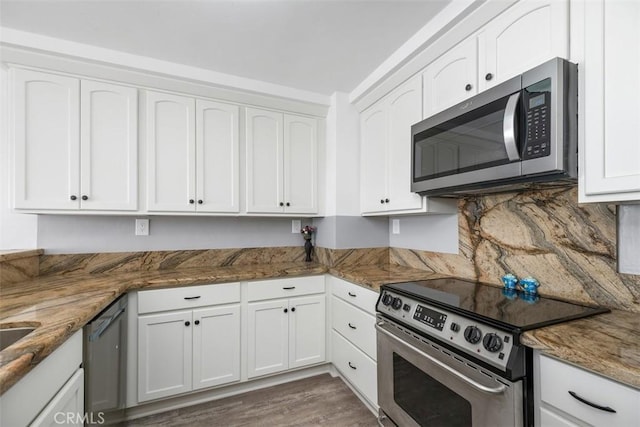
[411,57,578,197]
[617,204,640,274]
[84,294,128,425]
[375,279,608,427]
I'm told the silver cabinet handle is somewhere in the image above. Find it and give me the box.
[503,91,521,161]
[376,324,506,395]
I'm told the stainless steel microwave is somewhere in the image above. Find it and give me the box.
[411,57,577,197]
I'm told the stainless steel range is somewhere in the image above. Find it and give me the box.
[375,278,608,427]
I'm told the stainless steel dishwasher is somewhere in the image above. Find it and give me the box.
[84,294,127,425]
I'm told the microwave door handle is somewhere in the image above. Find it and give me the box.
[503,92,521,161]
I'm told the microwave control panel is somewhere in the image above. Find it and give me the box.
[522,89,551,160]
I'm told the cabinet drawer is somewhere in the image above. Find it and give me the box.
[331,296,377,360]
[331,330,377,407]
[247,276,324,301]
[329,276,378,315]
[138,282,240,314]
[539,355,639,426]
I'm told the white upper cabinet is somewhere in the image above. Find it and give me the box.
[479,0,569,91]
[146,91,196,212]
[13,69,80,210]
[423,36,478,117]
[361,76,435,215]
[196,99,240,213]
[13,68,137,211]
[245,107,318,215]
[80,80,138,210]
[579,0,640,202]
[146,91,240,213]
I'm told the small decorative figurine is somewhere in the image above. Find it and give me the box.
[501,273,519,290]
[300,225,316,262]
[519,277,540,295]
[501,288,519,300]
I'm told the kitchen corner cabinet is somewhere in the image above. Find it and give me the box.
[535,352,639,427]
[12,68,138,211]
[245,108,318,215]
[578,0,640,202]
[422,36,478,118]
[361,76,441,216]
[247,276,326,378]
[478,0,569,91]
[145,91,240,213]
[137,283,241,402]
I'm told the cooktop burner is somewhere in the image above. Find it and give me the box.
[385,278,609,331]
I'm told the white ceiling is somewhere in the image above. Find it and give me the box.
[0,0,451,95]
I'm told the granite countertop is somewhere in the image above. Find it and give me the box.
[1,261,638,396]
[521,310,640,389]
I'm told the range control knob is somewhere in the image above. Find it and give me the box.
[382,293,393,306]
[464,326,482,344]
[392,297,403,310]
[450,322,460,333]
[482,333,503,352]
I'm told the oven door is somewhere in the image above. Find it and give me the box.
[376,320,522,427]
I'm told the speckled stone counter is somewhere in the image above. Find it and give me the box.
[328,263,445,291]
[521,310,640,389]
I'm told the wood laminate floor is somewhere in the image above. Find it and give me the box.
[125,374,378,427]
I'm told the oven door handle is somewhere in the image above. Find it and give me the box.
[376,324,507,395]
[502,91,521,161]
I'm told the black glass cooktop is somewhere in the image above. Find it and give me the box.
[384,278,609,331]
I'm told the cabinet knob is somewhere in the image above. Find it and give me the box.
[198,200,203,204]
[291,307,296,312]
[189,199,195,204]
[485,73,493,81]
[185,321,191,326]
[465,84,472,91]
[82,195,88,201]
[380,199,385,204]
[70,195,77,201]
[286,202,290,207]
[194,320,200,325]
[284,308,288,313]
[385,198,390,203]
[279,202,284,207]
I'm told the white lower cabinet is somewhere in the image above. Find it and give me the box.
[329,276,378,408]
[247,281,326,378]
[536,352,640,427]
[0,330,83,427]
[137,283,241,402]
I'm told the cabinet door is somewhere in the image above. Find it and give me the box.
[581,0,640,201]
[283,114,317,214]
[247,299,289,378]
[138,311,192,402]
[360,105,388,214]
[423,36,478,117]
[146,91,196,212]
[12,68,80,210]
[386,76,424,212]
[245,108,284,213]
[289,295,325,369]
[195,99,240,213]
[80,80,138,210]
[192,305,241,390]
[31,369,84,427]
[480,0,569,90]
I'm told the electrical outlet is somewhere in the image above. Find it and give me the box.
[392,219,400,235]
[135,219,149,236]
[292,219,301,233]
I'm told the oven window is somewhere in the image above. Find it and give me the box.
[393,353,472,426]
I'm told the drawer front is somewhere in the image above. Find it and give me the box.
[539,354,639,426]
[539,407,580,427]
[247,276,325,301]
[332,330,377,407]
[329,276,378,315]
[138,282,240,314]
[331,296,377,360]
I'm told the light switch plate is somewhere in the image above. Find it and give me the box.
[135,219,149,236]
[392,219,400,234]
[292,219,301,233]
